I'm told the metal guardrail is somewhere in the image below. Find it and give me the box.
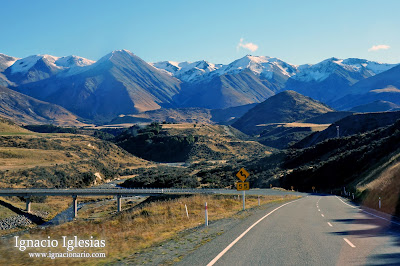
[0,188,224,215]
[0,188,223,197]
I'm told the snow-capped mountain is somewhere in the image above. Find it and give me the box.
[5,54,95,84]
[0,54,19,71]
[0,54,19,87]
[330,64,400,110]
[0,49,399,123]
[284,57,398,103]
[10,54,94,74]
[214,55,298,79]
[292,57,396,82]
[153,55,298,86]
[16,49,181,121]
[152,60,222,82]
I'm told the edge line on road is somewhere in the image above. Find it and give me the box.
[327,222,333,227]
[335,196,400,226]
[343,238,356,248]
[206,198,302,266]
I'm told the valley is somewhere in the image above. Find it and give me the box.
[0,49,399,265]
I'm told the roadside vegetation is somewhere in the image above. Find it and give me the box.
[0,194,299,265]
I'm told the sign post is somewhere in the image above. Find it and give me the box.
[236,168,250,210]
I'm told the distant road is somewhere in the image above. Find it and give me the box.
[179,195,400,265]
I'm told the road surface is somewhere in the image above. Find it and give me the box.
[179,195,400,265]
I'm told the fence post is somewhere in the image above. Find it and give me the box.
[73,195,78,218]
[117,195,122,212]
[205,202,208,226]
[25,196,31,213]
[185,204,189,219]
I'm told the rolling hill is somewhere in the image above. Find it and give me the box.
[232,90,334,135]
[0,120,150,188]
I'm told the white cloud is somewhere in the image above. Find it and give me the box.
[368,44,390,52]
[237,38,259,52]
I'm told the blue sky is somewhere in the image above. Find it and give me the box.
[2,0,400,65]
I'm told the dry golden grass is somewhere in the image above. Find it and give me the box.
[0,121,31,135]
[359,162,400,215]
[0,194,299,265]
[0,147,74,171]
[161,123,196,129]
[256,122,330,132]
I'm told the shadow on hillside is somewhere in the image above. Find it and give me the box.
[0,200,45,225]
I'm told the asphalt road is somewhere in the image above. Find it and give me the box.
[178,195,400,266]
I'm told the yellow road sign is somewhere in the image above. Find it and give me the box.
[237,182,250,191]
[236,168,250,182]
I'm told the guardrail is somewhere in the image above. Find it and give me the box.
[0,188,222,217]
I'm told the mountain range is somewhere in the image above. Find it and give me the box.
[0,50,399,124]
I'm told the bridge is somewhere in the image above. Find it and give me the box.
[0,188,218,218]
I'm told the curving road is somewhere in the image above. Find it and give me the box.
[178,195,400,265]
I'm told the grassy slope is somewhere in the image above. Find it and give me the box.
[232,90,333,135]
[0,119,150,188]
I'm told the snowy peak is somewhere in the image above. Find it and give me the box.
[152,60,222,82]
[341,58,396,75]
[10,55,61,74]
[0,54,19,71]
[151,61,182,75]
[292,57,397,82]
[9,54,95,75]
[55,55,95,68]
[215,55,299,79]
[176,60,222,82]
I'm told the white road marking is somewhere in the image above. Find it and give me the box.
[343,238,356,248]
[321,214,325,217]
[335,196,356,208]
[318,209,320,212]
[327,222,333,227]
[207,198,302,266]
[335,196,400,226]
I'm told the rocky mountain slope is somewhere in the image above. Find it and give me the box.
[15,50,181,122]
[0,85,84,126]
